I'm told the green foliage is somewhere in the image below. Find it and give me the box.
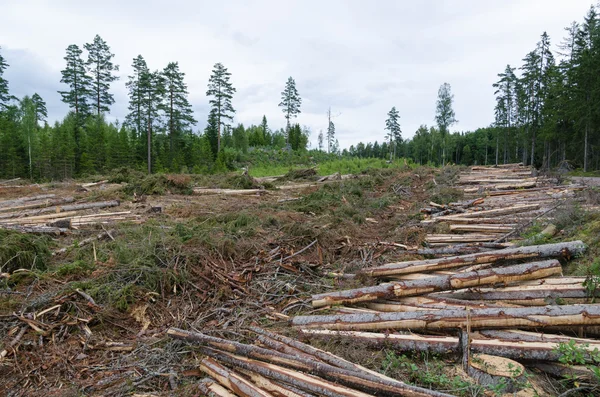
[124,173,193,195]
[84,34,119,115]
[54,260,95,277]
[0,230,51,273]
[555,340,600,383]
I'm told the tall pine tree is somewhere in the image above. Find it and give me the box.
[385,106,402,160]
[125,55,149,135]
[279,76,302,145]
[31,93,47,126]
[206,63,235,152]
[84,35,119,115]
[162,61,196,160]
[435,82,457,166]
[59,44,91,121]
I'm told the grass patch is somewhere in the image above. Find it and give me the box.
[0,230,52,273]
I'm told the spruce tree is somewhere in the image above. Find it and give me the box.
[31,93,47,126]
[435,82,457,165]
[206,62,235,152]
[493,65,517,164]
[279,76,302,145]
[260,115,270,145]
[59,44,92,120]
[162,61,196,157]
[205,108,219,156]
[125,55,148,135]
[84,35,119,115]
[0,46,11,111]
[385,106,402,160]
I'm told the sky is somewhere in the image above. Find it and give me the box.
[0,0,595,149]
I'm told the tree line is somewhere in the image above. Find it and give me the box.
[2,4,600,180]
[0,35,312,179]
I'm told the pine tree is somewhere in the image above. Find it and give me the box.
[385,106,402,160]
[279,77,302,145]
[140,70,165,174]
[19,96,37,179]
[493,65,517,164]
[206,62,235,152]
[59,44,92,121]
[84,35,119,115]
[31,93,47,126]
[162,61,196,159]
[435,82,457,165]
[0,46,12,111]
[125,55,148,135]
[318,130,324,151]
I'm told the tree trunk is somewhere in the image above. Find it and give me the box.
[291,304,600,331]
[238,369,315,397]
[584,122,589,173]
[147,116,152,174]
[311,260,561,307]
[360,241,585,278]
[168,328,452,397]
[0,200,120,220]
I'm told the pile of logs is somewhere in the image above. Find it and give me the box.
[0,195,141,234]
[168,327,454,397]
[422,164,585,246]
[291,240,600,391]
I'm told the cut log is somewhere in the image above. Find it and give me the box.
[0,225,69,235]
[433,283,597,306]
[200,349,373,397]
[0,197,75,213]
[467,354,526,393]
[193,188,264,196]
[449,224,515,233]
[426,234,503,243]
[1,211,79,224]
[0,177,21,185]
[53,229,116,255]
[198,377,238,397]
[248,327,399,385]
[199,357,274,397]
[0,200,120,220]
[361,241,586,277]
[238,369,316,397]
[312,260,562,307]
[81,180,108,189]
[255,335,324,363]
[474,329,600,346]
[0,194,56,208]
[168,328,451,397]
[299,330,598,363]
[401,243,513,257]
[529,362,597,381]
[291,304,600,331]
[440,204,541,219]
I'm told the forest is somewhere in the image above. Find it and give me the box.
[1,4,600,179]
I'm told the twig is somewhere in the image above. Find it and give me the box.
[280,239,318,263]
[494,201,564,243]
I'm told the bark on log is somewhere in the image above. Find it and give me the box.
[238,369,317,397]
[0,195,65,211]
[400,243,511,257]
[291,304,600,331]
[439,204,541,219]
[81,180,108,188]
[313,260,561,307]
[361,241,586,277]
[529,362,597,381]
[248,327,399,385]
[474,329,600,345]
[433,283,597,306]
[0,200,120,220]
[198,377,238,397]
[0,224,69,235]
[168,328,451,397]
[199,357,274,397]
[53,229,116,255]
[0,193,56,206]
[193,188,265,196]
[467,354,526,393]
[298,330,599,362]
[256,335,325,363]
[425,235,503,243]
[449,224,515,233]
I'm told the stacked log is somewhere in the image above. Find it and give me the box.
[168,328,453,397]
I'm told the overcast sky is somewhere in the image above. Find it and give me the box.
[0,0,594,149]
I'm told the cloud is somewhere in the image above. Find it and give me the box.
[0,0,594,149]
